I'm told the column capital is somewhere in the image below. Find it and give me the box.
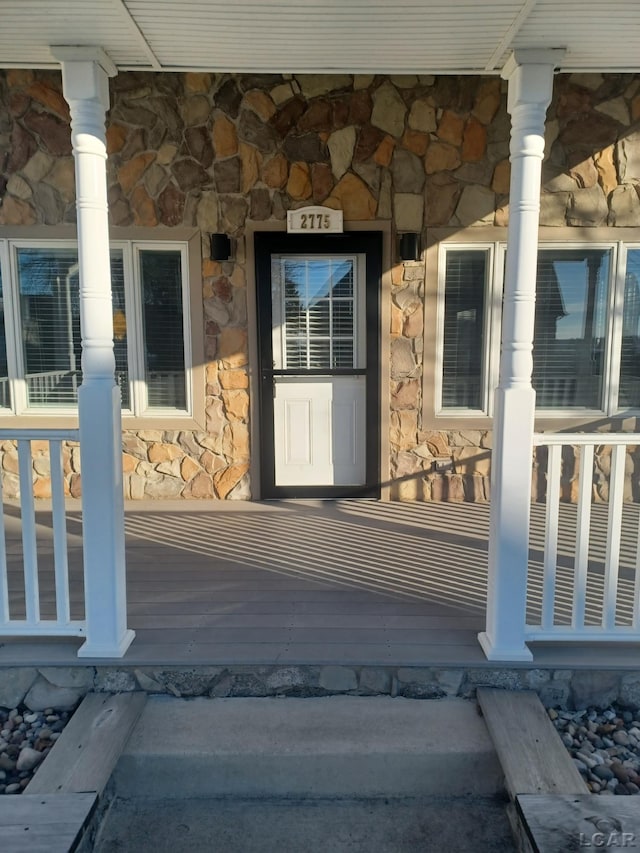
[501,49,566,115]
[50,46,116,110]
[501,48,566,80]
[50,45,117,76]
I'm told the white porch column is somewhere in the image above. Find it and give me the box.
[478,49,564,662]
[52,47,135,658]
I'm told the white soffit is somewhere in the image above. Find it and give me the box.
[510,0,640,71]
[0,0,638,74]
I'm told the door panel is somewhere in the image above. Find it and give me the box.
[255,231,381,499]
[330,376,366,479]
[273,375,366,486]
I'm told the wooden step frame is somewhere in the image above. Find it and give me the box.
[27,691,147,796]
[477,688,587,798]
[477,688,592,853]
[18,691,147,853]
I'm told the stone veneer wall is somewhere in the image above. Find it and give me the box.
[3,664,640,712]
[0,69,639,500]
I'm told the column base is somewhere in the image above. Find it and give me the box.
[478,631,533,662]
[77,628,135,659]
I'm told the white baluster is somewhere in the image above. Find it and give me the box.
[604,444,626,630]
[542,444,562,630]
[17,439,39,624]
[50,439,71,625]
[573,444,594,630]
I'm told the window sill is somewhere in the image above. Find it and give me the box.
[424,410,640,433]
[0,414,206,433]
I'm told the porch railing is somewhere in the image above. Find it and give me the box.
[0,429,85,639]
[526,433,640,643]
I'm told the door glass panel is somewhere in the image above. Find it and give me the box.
[284,299,306,335]
[308,300,330,337]
[273,256,357,370]
[333,339,354,367]
[309,339,331,367]
[332,300,354,335]
[332,260,353,297]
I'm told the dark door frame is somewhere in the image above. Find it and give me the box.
[254,230,382,499]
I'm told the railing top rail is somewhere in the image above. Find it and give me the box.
[0,429,80,441]
[533,433,640,446]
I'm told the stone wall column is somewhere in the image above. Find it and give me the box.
[52,47,134,657]
[479,49,564,662]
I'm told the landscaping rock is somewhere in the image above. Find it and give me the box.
[0,669,38,710]
[0,704,74,795]
[23,677,83,712]
[552,703,640,795]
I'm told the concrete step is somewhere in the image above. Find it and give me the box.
[113,695,503,799]
[92,795,516,853]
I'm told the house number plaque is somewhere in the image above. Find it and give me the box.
[287,206,343,234]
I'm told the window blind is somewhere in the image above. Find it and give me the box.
[139,249,186,410]
[532,249,609,409]
[442,250,487,409]
[0,265,8,409]
[110,251,129,409]
[16,248,129,408]
[280,258,356,371]
[17,248,82,407]
[619,248,640,409]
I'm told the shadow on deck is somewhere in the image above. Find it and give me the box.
[1,498,639,670]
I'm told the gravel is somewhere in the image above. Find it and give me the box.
[549,705,640,795]
[5,696,640,798]
[0,705,73,794]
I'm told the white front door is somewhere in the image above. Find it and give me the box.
[270,255,367,487]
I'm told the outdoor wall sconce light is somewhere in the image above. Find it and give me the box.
[398,232,421,262]
[210,233,232,261]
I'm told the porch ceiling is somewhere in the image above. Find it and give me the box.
[0,0,638,76]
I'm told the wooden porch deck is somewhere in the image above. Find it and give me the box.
[1,498,640,670]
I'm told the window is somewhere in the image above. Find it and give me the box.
[271,255,362,371]
[441,249,490,410]
[0,240,192,417]
[437,241,640,418]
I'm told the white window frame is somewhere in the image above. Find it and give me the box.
[0,237,194,420]
[435,239,640,419]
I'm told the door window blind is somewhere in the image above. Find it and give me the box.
[279,258,356,371]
